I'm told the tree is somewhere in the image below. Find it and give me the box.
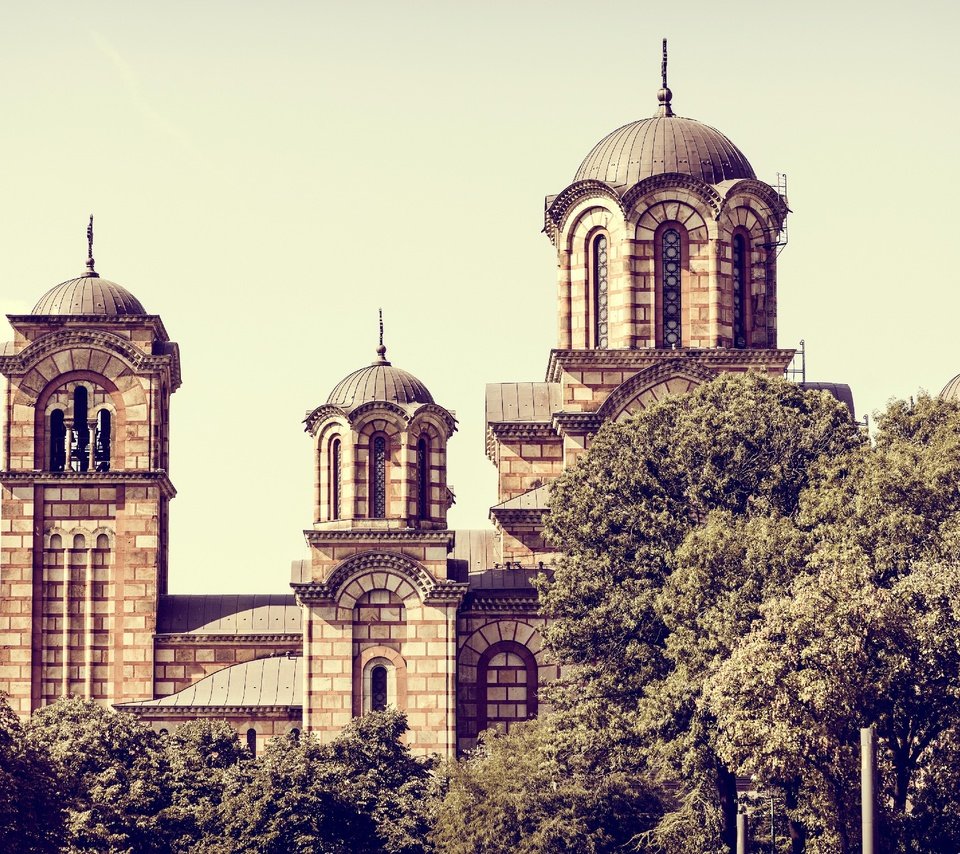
[431,717,666,854]
[23,696,171,853]
[0,693,64,853]
[539,372,864,851]
[160,718,248,852]
[707,395,960,852]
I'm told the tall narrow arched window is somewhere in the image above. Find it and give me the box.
[732,234,748,348]
[94,410,111,472]
[370,435,387,518]
[49,410,66,471]
[371,665,388,711]
[417,436,429,521]
[71,387,89,472]
[246,728,257,757]
[329,437,341,521]
[592,234,609,349]
[661,228,682,348]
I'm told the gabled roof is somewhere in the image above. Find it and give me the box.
[485,382,561,426]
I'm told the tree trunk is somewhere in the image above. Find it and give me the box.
[717,763,739,853]
[784,778,806,854]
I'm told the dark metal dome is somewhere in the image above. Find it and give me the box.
[327,346,434,410]
[574,114,756,187]
[940,374,960,402]
[31,272,147,316]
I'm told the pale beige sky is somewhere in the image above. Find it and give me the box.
[2,0,958,593]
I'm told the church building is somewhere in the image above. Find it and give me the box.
[1,58,825,756]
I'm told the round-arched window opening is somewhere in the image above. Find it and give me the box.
[72,534,86,550]
[371,665,388,712]
[96,533,109,550]
[246,728,257,758]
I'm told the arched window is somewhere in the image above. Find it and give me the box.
[329,437,341,521]
[732,234,748,348]
[371,665,388,712]
[94,410,111,472]
[417,436,429,521]
[96,533,109,550]
[49,534,62,550]
[71,387,90,472]
[72,534,86,550]
[361,656,398,713]
[592,234,609,349]
[661,228,682,347]
[49,410,66,472]
[246,728,257,757]
[478,641,539,734]
[369,435,387,518]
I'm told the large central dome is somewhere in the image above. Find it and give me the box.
[575,114,756,188]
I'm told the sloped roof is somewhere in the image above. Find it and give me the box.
[156,594,301,635]
[485,382,561,426]
[490,484,552,513]
[119,655,302,710]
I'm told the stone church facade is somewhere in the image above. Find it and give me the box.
[1,73,819,757]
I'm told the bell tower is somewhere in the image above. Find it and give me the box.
[293,328,466,756]
[0,220,180,715]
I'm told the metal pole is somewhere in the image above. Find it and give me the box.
[861,725,876,854]
[736,810,748,854]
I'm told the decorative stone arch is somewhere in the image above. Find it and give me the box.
[303,403,349,436]
[408,404,457,439]
[90,526,115,550]
[43,527,68,549]
[719,179,788,232]
[458,620,546,673]
[326,551,434,606]
[560,200,628,255]
[348,401,409,429]
[623,173,722,227]
[314,416,350,523]
[597,360,718,422]
[476,640,539,732]
[544,179,626,245]
[633,198,712,242]
[353,645,408,716]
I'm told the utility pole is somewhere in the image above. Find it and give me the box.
[861,725,876,854]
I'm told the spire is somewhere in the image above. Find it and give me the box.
[374,307,390,364]
[84,214,99,277]
[656,38,674,118]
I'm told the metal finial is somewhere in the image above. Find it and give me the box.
[656,38,674,118]
[85,215,99,277]
[375,308,389,363]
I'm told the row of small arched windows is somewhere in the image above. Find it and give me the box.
[588,229,751,349]
[48,532,111,550]
[48,387,112,472]
[327,435,432,521]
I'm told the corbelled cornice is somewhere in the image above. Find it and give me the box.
[0,469,177,498]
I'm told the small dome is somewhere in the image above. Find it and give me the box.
[940,374,960,402]
[31,272,147,316]
[327,346,434,411]
[574,114,756,187]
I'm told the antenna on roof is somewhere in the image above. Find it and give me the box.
[85,214,98,277]
[657,38,674,118]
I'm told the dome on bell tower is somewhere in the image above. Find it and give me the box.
[326,345,434,412]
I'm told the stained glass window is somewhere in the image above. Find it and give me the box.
[593,234,608,349]
[732,234,747,348]
[417,437,429,520]
[371,665,388,711]
[371,435,387,518]
[330,437,341,520]
[662,228,682,347]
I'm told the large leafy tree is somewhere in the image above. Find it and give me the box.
[431,716,666,854]
[24,696,171,853]
[0,693,64,853]
[708,395,960,852]
[540,372,865,852]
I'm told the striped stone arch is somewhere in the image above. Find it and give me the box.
[457,619,546,679]
[633,198,712,243]
[597,360,717,423]
[325,551,434,608]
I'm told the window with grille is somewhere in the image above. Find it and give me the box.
[732,234,747,348]
[417,437,429,521]
[593,234,609,349]
[661,228,682,347]
[370,435,387,518]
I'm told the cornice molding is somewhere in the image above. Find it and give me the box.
[303,400,457,437]
[551,412,603,436]
[460,592,541,614]
[154,633,301,645]
[122,703,303,717]
[304,529,454,544]
[0,469,177,498]
[545,348,797,383]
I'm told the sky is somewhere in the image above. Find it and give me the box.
[1,1,958,593]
